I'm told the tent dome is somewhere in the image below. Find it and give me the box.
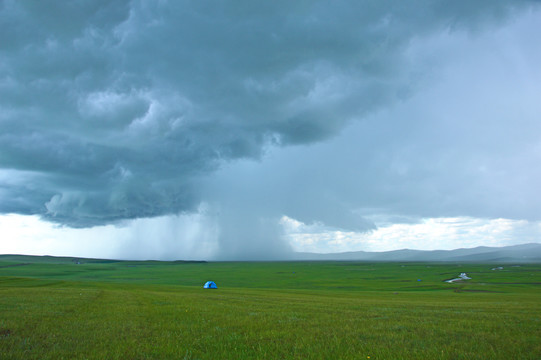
[204,281,217,289]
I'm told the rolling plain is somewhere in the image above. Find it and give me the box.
[1,255,540,359]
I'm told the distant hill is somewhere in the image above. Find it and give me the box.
[293,243,541,263]
[0,254,206,265]
[1,243,540,263]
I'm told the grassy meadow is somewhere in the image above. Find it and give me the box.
[0,255,540,359]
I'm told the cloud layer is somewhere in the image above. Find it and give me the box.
[1,1,541,258]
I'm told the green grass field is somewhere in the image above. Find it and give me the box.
[1,255,540,359]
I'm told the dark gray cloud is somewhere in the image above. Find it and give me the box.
[200,2,541,256]
[1,0,540,257]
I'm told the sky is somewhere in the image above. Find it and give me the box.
[1,0,541,260]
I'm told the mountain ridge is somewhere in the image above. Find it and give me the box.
[1,243,539,263]
[293,243,541,262]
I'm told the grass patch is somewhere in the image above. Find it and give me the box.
[0,257,540,359]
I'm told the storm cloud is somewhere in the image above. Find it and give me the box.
[1,1,541,258]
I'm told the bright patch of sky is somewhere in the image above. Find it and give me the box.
[0,213,218,260]
[2,213,539,259]
[283,216,541,254]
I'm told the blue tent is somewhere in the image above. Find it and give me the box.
[204,281,217,289]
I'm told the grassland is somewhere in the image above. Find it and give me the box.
[1,255,540,359]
